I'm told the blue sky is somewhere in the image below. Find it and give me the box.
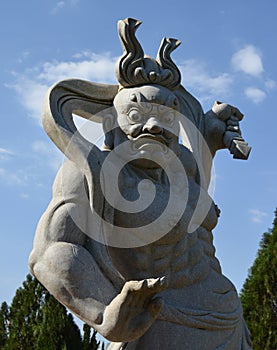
[0,0,276,313]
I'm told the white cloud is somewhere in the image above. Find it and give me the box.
[249,209,267,223]
[179,59,233,103]
[0,148,14,155]
[231,45,263,77]
[0,141,63,190]
[9,52,117,122]
[244,87,266,104]
[0,149,26,186]
[0,141,63,189]
[51,0,79,14]
[57,1,65,7]
[51,1,66,14]
[9,78,48,122]
[0,148,14,161]
[38,53,116,84]
[265,79,276,91]
[20,193,30,199]
[7,52,115,176]
[17,51,30,64]
[0,167,28,186]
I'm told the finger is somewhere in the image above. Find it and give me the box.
[122,280,143,295]
[144,276,168,294]
[137,278,168,308]
[229,115,239,122]
[227,119,239,126]
[230,106,244,121]
[123,277,168,300]
[122,279,157,295]
[226,125,241,134]
[121,280,149,307]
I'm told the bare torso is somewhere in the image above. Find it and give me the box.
[88,146,236,313]
[89,147,242,349]
[29,147,248,349]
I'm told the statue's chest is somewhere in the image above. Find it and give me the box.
[114,178,170,228]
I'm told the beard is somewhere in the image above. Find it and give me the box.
[113,135,179,169]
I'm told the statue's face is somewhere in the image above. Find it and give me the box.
[112,85,180,168]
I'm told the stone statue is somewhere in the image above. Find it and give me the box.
[29,18,253,349]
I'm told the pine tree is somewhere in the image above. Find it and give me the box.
[1,274,104,349]
[83,323,92,350]
[90,329,100,350]
[240,210,277,350]
[4,274,44,349]
[35,293,82,350]
[3,274,84,350]
[83,323,100,350]
[0,302,9,348]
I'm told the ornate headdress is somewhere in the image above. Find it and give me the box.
[116,18,182,90]
[43,18,205,170]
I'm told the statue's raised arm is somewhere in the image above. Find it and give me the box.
[42,78,119,169]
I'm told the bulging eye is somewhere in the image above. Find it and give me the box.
[163,112,175,125]
[127,108,143,123]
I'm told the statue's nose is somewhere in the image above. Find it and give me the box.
[142,118,163,134]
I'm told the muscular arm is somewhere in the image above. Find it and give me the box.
[29,160,117,325]
[29,160,165,342]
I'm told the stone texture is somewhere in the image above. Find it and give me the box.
[29,18,253,349]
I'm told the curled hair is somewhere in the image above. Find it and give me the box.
[116,18,181,90]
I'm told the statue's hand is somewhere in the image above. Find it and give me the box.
[212,100,243,134]
[204,101,244,154]
[100,277,167,342]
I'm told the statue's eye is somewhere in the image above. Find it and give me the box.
[163,112,175,125]
[127,109,143,123]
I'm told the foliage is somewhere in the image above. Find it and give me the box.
[0,302,9,348]
[83,323,101,350]
[240,210,277,350]
[0,274,103,349]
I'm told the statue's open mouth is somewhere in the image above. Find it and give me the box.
[129,133,168,144]
[128,134,169,153]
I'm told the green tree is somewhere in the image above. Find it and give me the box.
[1,274,104,349]
[83,323,91,349]
[89,329,100,350]
[3,274,84,350]
[35,293,83,350]
[0,302,9,348]
[4,274,44,349]
[83,323,100,350]
[240,210,277,350]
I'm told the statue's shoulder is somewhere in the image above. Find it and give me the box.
[52,159,89,200]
